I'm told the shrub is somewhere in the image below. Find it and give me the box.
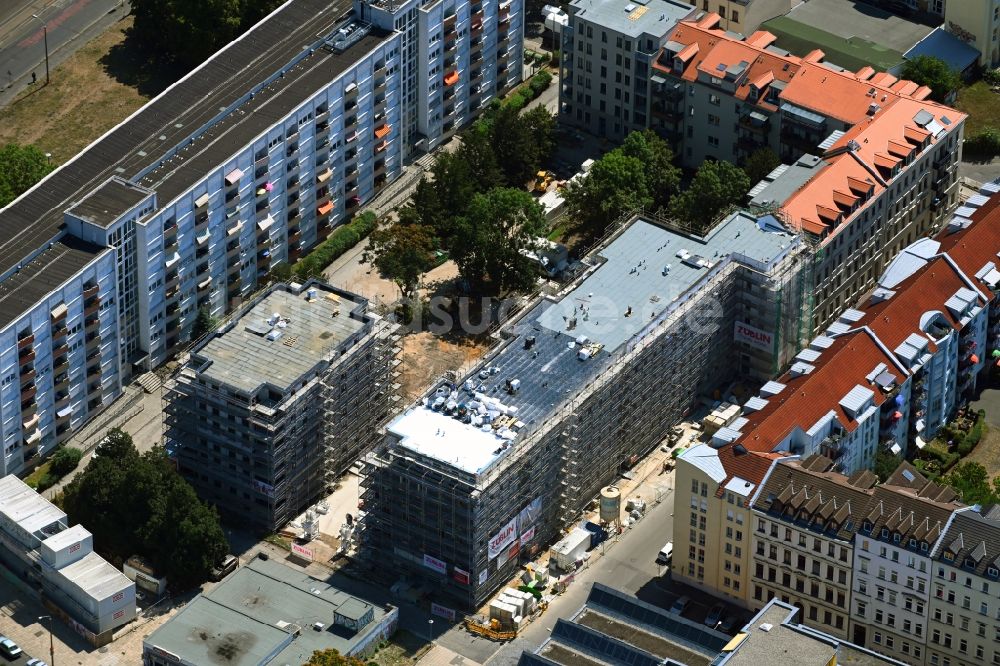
[529,70,553,97]
[293,211,377,279]
[984,68,1000,86]
[34,473,59,491]
[965,127,1000,158]
[50,447,83,477]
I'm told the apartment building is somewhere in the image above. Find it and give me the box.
[945,0,1000,67]
[926,505,1000,666]
[849,464,962,664]
[750,455,877,639]
[674,181,1000,617]
[163,281,397,532]
[359,0,524,156]
[361,211,810,611]
[559,0,696,141]
[0,475,136,646]
[0,0,523,478]
[691,0,792,34]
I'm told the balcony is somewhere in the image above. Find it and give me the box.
[19,368,35,386]
[83,299,100,317]
[374,160,387,177]
[444,70,460,87]
[344,82,358,99]
[22,413,40,432]
[374,77,387,94]
[86,331,101,346]
[19,348,35,365]
[374,124,392,140]
[18,333,34,349]
[53,373,69,391]
[375,139,389,153]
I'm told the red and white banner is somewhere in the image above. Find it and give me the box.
[291,543,313,561]
[432,602,456,620]
[520,527,535,546]
[453,567,471,585]
[489,516,518,560]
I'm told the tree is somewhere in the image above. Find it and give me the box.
[455,128,503,193]
[669,160,751,233]
[872,449,902,483]
[741,148,780,188]
[451,188,546,294]
[941,461,1000,505]
[901,56,961,103]
[489,104,543,187]
[564,151,652,234]
[427,153,480,241]
[520,106,557,174]
[618,130,680,210]
[192,306,219,339]
[61,429,228,589]
[0,143,53,208]
[303,649,369,666]
[364,222,437,300]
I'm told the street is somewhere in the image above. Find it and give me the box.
[0,0,127,107]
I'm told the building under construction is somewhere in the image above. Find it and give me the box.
[164,280,398,532]
[360,211,812,610]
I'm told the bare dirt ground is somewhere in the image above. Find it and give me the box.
[0,17,154,164]
[397,331,491,401]
[964,425,1000,478]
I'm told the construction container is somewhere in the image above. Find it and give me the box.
[550,527,592,571]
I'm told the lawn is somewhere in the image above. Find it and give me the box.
[761,16,904,73]
[955,80,1000,136]
[0,17,177,165]
[369,631,426,666]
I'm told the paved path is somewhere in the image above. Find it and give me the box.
[0,0,127,108]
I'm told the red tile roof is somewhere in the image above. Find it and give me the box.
[937,193,1000,300]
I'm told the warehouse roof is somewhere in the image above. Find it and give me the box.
[144,557,393,666]
[0,475,67,542]
[191,282,369,396]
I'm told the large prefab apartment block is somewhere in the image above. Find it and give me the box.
[164,281,398,532]
[0,0,523,479]
[360,211,811,610]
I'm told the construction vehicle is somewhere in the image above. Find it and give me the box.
[465,618,517,641]
[534,170,554,193]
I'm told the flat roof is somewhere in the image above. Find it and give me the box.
[0,0,388,330]
[42,524,91,552]
[57,550,133,602]
[65,178,152,228]
[0,475,66,539]
[570,0,695,38]
[749,155,829,208]
[0,237,106,330]
[192,283,368,395]
[144,558,392,666]
[391,214,798,476]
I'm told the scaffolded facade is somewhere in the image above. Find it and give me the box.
[164,281,398,532]
[360,212,812,610]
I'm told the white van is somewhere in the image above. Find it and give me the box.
[656,542,673,566]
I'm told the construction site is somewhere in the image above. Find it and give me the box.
[358,210,815,612]
[163,280,400,533]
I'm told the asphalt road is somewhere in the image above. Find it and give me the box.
[0,0,126,107]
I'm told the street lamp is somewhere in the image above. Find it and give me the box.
[427,618,434,643]
[31,15,50,85]
[38,615,55,666]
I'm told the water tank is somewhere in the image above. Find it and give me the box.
[599,486,621,523]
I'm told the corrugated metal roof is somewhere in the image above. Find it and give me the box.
[0,475,66,539]
[839,385,874,415]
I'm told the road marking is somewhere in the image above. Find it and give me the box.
[17,0,90,47]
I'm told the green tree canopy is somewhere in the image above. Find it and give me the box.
[364,222,438,299]
[901,56,961,103]
[49,447,83,477]
[451,188,546,293]
[669,160,750,233]
[872,450,902,483]
[941,461,1000,505]
[131,0,282,68]
[564,151,652,233]
[0,143,53,208]
[618,130,680,210]
[741,148,780,188]
[62,429,228,589]
[192,306,219,339]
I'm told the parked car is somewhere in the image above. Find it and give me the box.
[0,637,22,660]
[704,603,726,627]
[210,554,238,581]
[669,595,690,615]
[27,659,49,666]
[719,616,738,633]
[656,542,673,566]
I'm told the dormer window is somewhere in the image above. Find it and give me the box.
[673,58,683,73]
[863,520,872,533]
[944,550,955,562]
[893,533,901,544]
[748,86,759,103]
[881,527,889,538]
[988,567,999,578]
[965,557,978,569]
[909,538,917,549]
[921,542,929,552]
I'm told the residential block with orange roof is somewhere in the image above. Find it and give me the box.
[672,181,1000,630]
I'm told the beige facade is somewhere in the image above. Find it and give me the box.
[946,0,1000,67]
[692,0,792,35]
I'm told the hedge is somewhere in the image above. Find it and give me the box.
[957,410,986,456]
[293,211,377,279]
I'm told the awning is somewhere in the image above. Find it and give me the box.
[194,193,210,208]
[890,443,902,455]
[892,411,902,419]
[196,230,211,246]
[915,436,928,450]
[164,252,181,269]
[376,140,390,152]
[258,215,275,231]
[26,430,42,444]
[224,168,243,186]
[444,71,460,86]
[374,124,392,139]
[749,111,768,123]
[227,220,244,236]
[317,169,332,184]
[346,131,358,143]
[970,354,980,364]
[780,102,826,128]
[198,277,212,289]
[256,187,267,197]
[56,405,73,418]
[318,201,334,216]
[344,82,357,94]
[50,303,68,320]
[23,414,40,430]
[650,75,666,84]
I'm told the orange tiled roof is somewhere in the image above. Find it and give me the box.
[937,194,1000,300]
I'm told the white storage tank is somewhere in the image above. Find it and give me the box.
[599,486,621,523]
